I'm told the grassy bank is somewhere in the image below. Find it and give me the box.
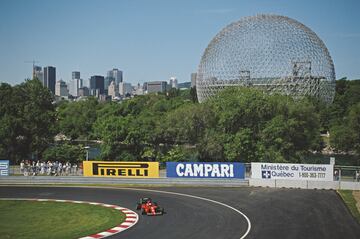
[338,190,360,224]
[0,200,125,239]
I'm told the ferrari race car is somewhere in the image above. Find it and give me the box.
[136,197,165,216]
[136,197,152,210]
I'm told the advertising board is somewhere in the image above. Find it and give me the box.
[83,161,159,178]
[0,160,9,176]
[166,162,245,178]
[251,162,333,181]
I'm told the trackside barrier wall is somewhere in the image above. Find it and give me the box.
[83,161,159,178]
[0,160,9,176]
[249,161,360,189]
[166,162,245,179]
[251,162,334,181]
[339,181,360,190]
[275,179,308,188]
[307,181,340,190]
[249,179,360,190]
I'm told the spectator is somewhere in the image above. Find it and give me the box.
[334,169,339,181]
[20,160,81,176]
[20,160,24,175]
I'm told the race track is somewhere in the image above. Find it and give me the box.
[1,186,359,239]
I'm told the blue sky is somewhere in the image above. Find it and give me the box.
[0,0,359,86]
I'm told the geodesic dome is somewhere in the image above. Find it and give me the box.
[196,14,335,103]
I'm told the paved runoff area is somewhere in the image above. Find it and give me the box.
[0,186,359,239]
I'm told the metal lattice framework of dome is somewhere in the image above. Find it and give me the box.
[196,14,336,103]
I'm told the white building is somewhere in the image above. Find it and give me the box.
[134,83,144,95]
[69,78,83,97]
[108,80,118,99]
[68,71,83,97]
[55,80,68,97]
[169,77,178,89]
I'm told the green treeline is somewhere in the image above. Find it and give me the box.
[1,78,360,164]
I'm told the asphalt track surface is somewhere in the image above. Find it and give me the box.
[1,186,359,239]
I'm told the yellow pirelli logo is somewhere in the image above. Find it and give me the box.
[83,161,159,178]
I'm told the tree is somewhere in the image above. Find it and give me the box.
[0,79,56,163]
[42,143,85,163]
[205,88,321,162]
[331,102,360,155]
[190,86,198,103]
[224,128,259,162]
[57,97,98,140]
[197,129,225,162]
[162,103,216,145]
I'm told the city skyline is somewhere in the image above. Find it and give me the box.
[0,0,360,86]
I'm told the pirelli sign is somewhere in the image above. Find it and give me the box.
[83,161,159,178]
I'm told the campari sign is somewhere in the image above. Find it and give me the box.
[166,162,245,179]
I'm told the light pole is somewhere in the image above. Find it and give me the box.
[84,146,90,161]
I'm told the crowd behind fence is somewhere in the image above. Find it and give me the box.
[18,160,82,176]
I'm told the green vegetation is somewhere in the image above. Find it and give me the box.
[0,200,126,239]
[328,79,360,155]
[1,78,360,164]
[338,190,360,224]
[0,79,56,162]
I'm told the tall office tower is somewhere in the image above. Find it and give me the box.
[107,68,123,86]
[191,73,197,88]
[108,80,118,99]
[146,81,167,93]
[104,76,114,92]
[119,82,132,96]
[72,71,80,80]
[43,66,56,94]
[55,80,68,96]
[69,79,78,97]
[169,77,178,89]
[33,65,43,82]
[69,71,83,97]
[89,75,105,95]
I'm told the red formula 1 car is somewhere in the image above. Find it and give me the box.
[135,197,164,216]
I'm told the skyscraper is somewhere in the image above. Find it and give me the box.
[33,65,43,82]
[89,75,105,95]
[107,68,123,86]
[72,71,80,80]
[43,66,56,94]
[69,71,82,97]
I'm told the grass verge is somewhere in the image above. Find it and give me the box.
[338,190,360,224]
[0,200,126,239]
